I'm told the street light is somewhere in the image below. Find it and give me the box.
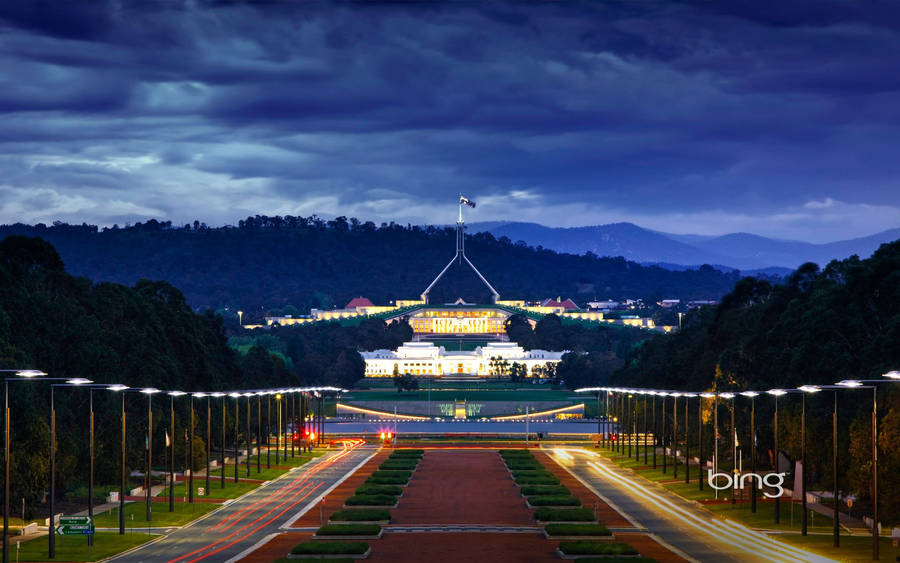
[739,391,760,513]
[700,392,716,492]
[2,369,50,563]
[797,384,821,536]
[140,388,160,523]
[49,378,92,557]
[167,391,186,513]
[682,392,696,484]
[767,389,787,524]
[275,393,283,464]
[209,392,225,489]
[229,393,240,483]
[192,392,209,499]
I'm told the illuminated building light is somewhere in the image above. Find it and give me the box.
[491,403,584,421]
[336,402,429,421]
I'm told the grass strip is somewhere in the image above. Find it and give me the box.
[558,541,638,556]
[499,449,534,456]
[345,494,397,506]
[390,449,424,456]
[545,523,612,537]
[534,507,594,522]
[273,559,354,563]
[365,475,408,485]
[572,558,657,563]
[290,541,369,555]
[527,495,581,506]
[520,485,570,496]
[355,484,403,496]
[506,461,545,470]
[329,509,391,522]
[316,524,382,536]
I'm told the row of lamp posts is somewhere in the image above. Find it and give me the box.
[583,370,898,561]
[1,371,337,562]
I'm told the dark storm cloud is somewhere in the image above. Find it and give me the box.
[0,0,898,241]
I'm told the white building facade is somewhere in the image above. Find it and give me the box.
[361,341,565,378]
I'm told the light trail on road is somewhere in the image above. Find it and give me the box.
[551,448,837,563]
[167,442,360,563]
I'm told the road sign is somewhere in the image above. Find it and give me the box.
[57,516,94,535]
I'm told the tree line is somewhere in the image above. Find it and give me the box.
[0,216,742,314]
[613,241,900,525]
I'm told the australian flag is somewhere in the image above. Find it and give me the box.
[460,195,476,208]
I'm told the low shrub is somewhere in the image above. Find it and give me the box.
[390,449,424,456]
[365,475,408,485]
[558,541,638,556]
[345,494,397,506]
[272,558,354,563]
[515,475,560,485]
[329,509,391,522]
[499,449,533,456]
[544,523,612,537]
[355,484,402,496]
[505,461,544,470]
[379,461,418,470]
[290,541,370,555]
[533,507,594,522]
[520,485,570,496]
[512,470,555,480]
[527,495,581,506]
[573,558,657,563]
[316,524,382,536]
[371,470,412,479]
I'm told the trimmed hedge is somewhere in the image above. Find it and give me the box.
[499,449,534,456]
[379,461,418,470]
[573,558,657,563]
[505,462,545,470]
[329,509,391,522]
[316,524,381,536]
[290,541,370,555]
[371,470,412,479]
[558,541,638,556]
[533,507,594,522]
[355,484,402,496]
[365,475,408,485]
[520,485,570,496]
[273,559,354,563]
[390,449,424,457]
[515,475,560,485]
[545,523,612,537]
[344,494,397,506]
[527,495,581,506]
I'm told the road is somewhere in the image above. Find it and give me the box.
[109,443,377,563]
[543,447,837,563]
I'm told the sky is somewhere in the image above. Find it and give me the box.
[1,1,899,243]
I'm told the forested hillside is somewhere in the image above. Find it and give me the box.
[0,236,397,516]
[0,217,741,313]
[615,240,900,522]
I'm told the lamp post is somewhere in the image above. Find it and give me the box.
[739,391,760,513]
[2,369,57,563]
[720,392,735,505]
[683,392,695,484]
[140,388,160,523]
[797,385,822,535]
[642,392,648,465]
[661,392,667,473]
[700,393,715,491]
[652,391,657,469]
[276,393,282,464]
[266,394,271,468]
[230,393,240,483]
[167,391,186,512]
[672,393,679,480]
[194,393,210,497]
[245,393,251,477]
[767,389,786,524]
[210,393,225,489]
[48,378,92,557]
[836,372,900,561]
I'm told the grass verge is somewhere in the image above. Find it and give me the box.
[13,531,155,562]
[558,541,638,555]
[290,541,369,555]
[329,509,391,522]
[533,507,594,522]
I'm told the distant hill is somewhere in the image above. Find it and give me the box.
[469,222,900,270]
[0,217,741,313]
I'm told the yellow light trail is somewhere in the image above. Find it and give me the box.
[335,403,429,420]
[491,402,584,420]
[556,448,836,563]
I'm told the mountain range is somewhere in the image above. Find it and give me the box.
[469,222,900,272]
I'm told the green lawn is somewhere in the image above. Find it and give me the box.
[776,533,900,562]
[159,479,259,499]
[93,501,219,528]
[344,390,581,402]
[12,531,155,562]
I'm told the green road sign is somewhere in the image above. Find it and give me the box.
[57,516,94,535]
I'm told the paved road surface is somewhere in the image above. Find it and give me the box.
[542,447,837,563]
[109,444,377,563]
